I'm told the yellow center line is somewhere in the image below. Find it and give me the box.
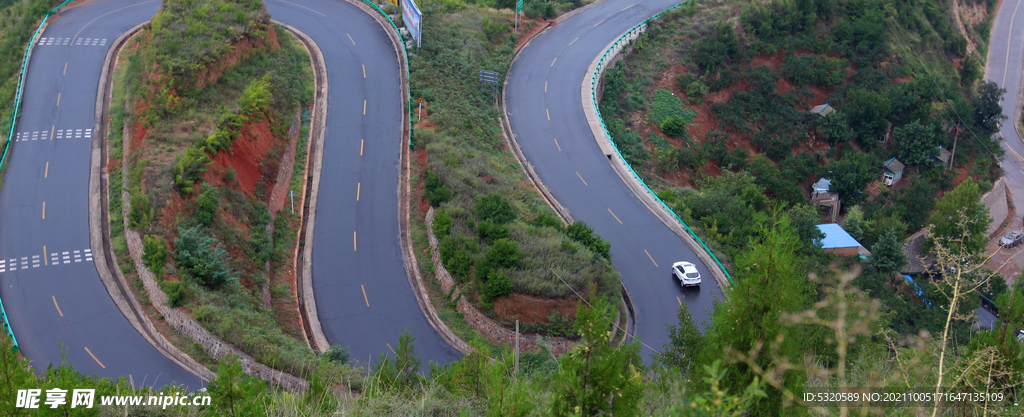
[52,296,63,317]
[569,37,579,45]
[553,138,561,151]
[607,208,622,224]
[353,231,358,251]
[356,182,361,201]
[83,347,105,368]
[56,93,60,107]
[363,100,367,115]
[621,4,634,11]
[551,57,557,66]
[42,202,45,219]
[360,139,364,156]
[1007,143,1024,163]
[594,19,604,27]
[63,63,67,75]
[50,125,54,140]
[43,246,47,266]
[576,171,588,186]
[347,33,356,45]
[644,249,658,268]
[361,284,369,306]
[272,0,326,16]
[546,109,550,120]
[44,162,48,178]
[544,81,547,92]
[362,64,366,78]
[386,343,396,355]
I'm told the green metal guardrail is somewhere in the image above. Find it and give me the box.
[357,1,414,149]
[589,4,733,285]
[0,0,77,352]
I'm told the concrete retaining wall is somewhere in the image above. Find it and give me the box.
[982,177,1008,237]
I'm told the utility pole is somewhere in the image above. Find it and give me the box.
[514,320,520,379]
[948,123,958,171]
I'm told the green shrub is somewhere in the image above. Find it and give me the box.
[240,75,274,116]
[174,226,235,288]
[565,221,612,260]
[528,213,564,230]
[482,270,513,302]
[172,146,212,195]
[433,209,452,236]
[161,280,185,307]
[192,304,213,323]
[546,311,574,337]
[661,115,688,138]
[476,221,509,244]
[486,238,520,268]
[474,193,517,224]
[424,170,451,207]
[128,193,155,229]
[326,345,350,365]
[781,54,848,88]
[686,80,709,104]
[439,236,473,282]
[142,235,169,277]
[194,186,219,226]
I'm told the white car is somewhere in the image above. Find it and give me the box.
[673,261,701,287]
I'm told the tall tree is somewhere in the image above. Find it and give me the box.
[869,228,907,276]
[973,81,1006,134]
[658,303,704,376]
[824,151,878,206]
[844,89,891,147]
[926,178,991,257]
[894,120,937,166]
[551,296,643,416]
[697,212,813,415]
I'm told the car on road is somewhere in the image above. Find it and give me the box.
[673,261,701,287]
[1000,230,1024,247]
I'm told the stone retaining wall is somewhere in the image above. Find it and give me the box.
[110,26,309,393]
[425,208,576,355]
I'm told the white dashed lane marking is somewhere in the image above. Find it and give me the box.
[38,37,104,46]
[16,128,91,141]
[0,248,91,273]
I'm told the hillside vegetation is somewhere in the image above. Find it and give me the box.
[409,4,621,340]
[108,0,326,377]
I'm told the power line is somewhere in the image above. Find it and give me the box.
[883,6,1002,161]
[548,267,662,354]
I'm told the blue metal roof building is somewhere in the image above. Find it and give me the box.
[816,223,870,258]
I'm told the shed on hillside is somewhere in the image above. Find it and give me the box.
[882,157,905,186]
[816,224,871,258]
[810,103,835,117]
[810,178,840,223]
[932,146,952,167]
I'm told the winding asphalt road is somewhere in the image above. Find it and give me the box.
[0,0,457,385]
[0,0,200,387]
[505,0,725,360]
[264,0,461,368]
[988,0,1024,218]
